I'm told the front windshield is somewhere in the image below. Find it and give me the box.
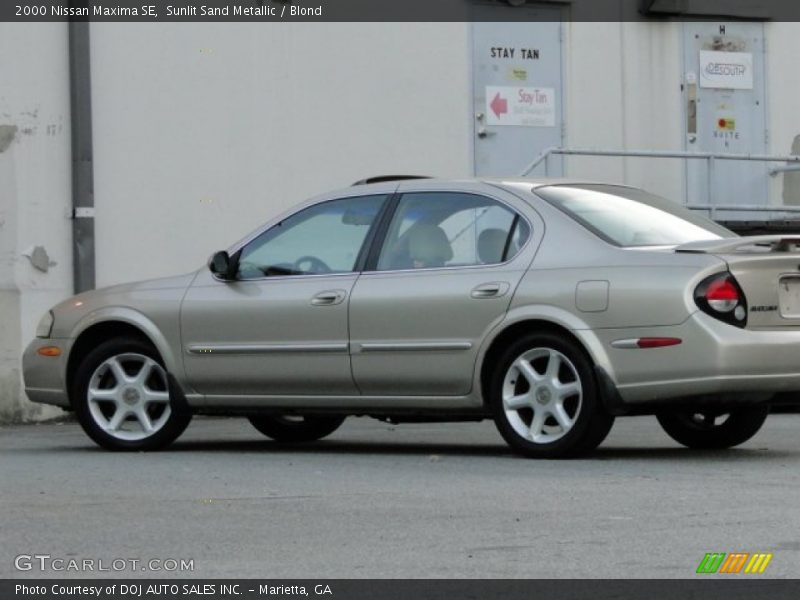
[534,184,735,247]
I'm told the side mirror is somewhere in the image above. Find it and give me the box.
[208,250,236,281]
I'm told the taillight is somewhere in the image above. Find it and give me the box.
[694,272,748,327]
[705,278,739,312]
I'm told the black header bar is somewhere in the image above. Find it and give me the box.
[3,0,800,22]
[3,579,800,600]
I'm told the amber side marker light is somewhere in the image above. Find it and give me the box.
[37,346,62,357]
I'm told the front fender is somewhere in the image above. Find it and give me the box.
[69,306,183,379]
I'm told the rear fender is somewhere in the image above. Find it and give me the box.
[473,304,616,396]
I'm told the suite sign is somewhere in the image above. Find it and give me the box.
[699,51,754,90]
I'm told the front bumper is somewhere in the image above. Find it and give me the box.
[596,311,800,404]
[22,339,71,408]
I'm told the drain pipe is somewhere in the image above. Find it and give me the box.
[68,20,95,293]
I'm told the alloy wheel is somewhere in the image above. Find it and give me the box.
[86,353,172,441]
[501,347,583,444]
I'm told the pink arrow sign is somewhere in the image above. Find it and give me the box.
[490,92,508,118]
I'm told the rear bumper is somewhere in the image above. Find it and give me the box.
[597,311,800,405]
[22,339,70,408]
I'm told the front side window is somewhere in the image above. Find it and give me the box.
[237,195,385,279]
[377,192,529,271]
[535,184,735,247]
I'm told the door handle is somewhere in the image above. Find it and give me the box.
[311,290,346,306]
[471,282,510,299]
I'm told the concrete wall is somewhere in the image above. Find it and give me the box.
[87,21,727,288]
[766,23,800,206]
[0,23,73,421]
[85,21,800,288]
[564,22,686,202]
[90,23,472,287]
[566,21,800,208]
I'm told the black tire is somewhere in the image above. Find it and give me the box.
[656,406,769,449]
[248,415,346,442]
[72,337,192,451]
[489,332,614,458]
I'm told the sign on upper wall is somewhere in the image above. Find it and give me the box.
[699,50,754,89]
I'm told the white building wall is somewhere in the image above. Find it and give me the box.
[89,21,800,291]
[0,23,73,421]
[565,21,800,208]
[564,22,626,183]
[618,21,685,201]
[564,22,684,201]
[90,23,472,287]
[765,22,800,206]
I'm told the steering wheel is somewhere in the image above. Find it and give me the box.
[294,255,331,274]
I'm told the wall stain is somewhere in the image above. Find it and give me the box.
[0,124,17,153]
[0,369,64,424]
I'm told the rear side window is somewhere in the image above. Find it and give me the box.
[535,184,735,247]
[376,192,530,271]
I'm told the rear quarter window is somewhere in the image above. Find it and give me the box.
[534,184,735,247]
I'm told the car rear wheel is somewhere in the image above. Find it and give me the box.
[490,333,614,458]
[656,407,769,449]
[72,337,192,451]
[248,415,346,442]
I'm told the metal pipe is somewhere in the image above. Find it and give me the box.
[68,21,95,293]
[520,146,559,176]
[521,147,800,177]
[686,204,800,213]
[769,164,800,177]
[551,148,800,161]
[707,155,716,220]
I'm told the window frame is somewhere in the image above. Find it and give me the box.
[363,191,533,273]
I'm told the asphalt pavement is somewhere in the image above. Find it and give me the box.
[1,414,799,579]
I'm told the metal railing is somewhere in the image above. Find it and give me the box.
[520,147,800,218]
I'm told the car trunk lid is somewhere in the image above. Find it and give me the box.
[676,236,800,329]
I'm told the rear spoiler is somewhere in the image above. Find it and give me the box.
[676,235,800,254]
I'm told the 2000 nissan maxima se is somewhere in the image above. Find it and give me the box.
[23,177,800,457]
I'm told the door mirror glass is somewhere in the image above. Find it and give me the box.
[209,250,235,280]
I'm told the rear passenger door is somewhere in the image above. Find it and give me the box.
[349,182,539,397]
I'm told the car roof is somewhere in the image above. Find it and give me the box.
[481,177,616,189]
[347,176,634,193]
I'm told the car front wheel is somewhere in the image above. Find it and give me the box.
[248,415,346,442]
[72,337,192,451]
[490,333,614,458]
[656,407,769,449]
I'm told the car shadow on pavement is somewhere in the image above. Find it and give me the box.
[593,445,796,461]
[44,438,795,462]
[173,439,800,462]
[167,438,513,457]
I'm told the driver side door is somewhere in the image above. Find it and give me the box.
[180,193,388,401]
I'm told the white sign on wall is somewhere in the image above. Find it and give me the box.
[485,86,556,127]
[698,51,754,90]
